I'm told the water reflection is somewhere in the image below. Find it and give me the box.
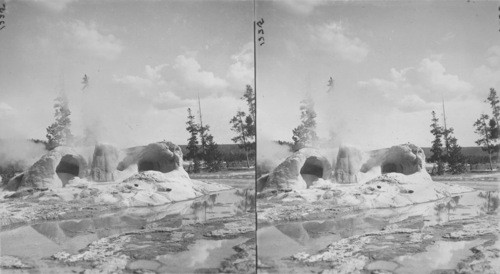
[155,238,248,273]
[478,191,499,213]
[273,217,380,246]
[395,239,486,273]
[264,191,498,248]
[433,196,460,224]
[1,189,252,261]
[258,191,499,271]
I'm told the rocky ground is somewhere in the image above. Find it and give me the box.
[257,174,499,273]
[48,214,255,273]
[0,196,121,230]
[257,172,474,225]
[0,172,234,229]
[1,214,256,273]
[0,171,256,273]
[276,214,499,274]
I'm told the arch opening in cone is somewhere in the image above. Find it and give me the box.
[300,156,325,186]
[381,162,399,174]
[138,160,159,172]
[56,155,81,186]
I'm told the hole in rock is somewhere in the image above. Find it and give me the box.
[382,162,400,174]
[56,155,80,186]
[138,160,160,172]
[300,157,325,187]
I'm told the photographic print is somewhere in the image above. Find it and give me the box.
[0,0,255,273]
[256,1,500,273]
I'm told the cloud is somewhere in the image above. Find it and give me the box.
[0,102,16,118]
[64,20,123,60]
[486,45,500,68]
[116,54,230,102]
[114,64,191,110]
[472,46,500,96]
[406,58,473,101]
[30,0,77,11]
[173,55,228,93]
[114,45,253,111]
[310,22,369,63]
[153,92,193,110]
[227,42,254,89]
[277,0,327,15]
[438,32,455,44]
[114,64,167,92]
[472,65,500,93]
[358,58,473,112]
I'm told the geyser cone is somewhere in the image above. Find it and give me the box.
[117,141,183,173]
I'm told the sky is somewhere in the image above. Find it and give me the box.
[0,0,254,148]
[257,0,500,150]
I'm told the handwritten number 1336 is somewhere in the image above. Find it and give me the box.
[257,18,264,46]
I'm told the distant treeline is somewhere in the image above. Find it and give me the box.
[422,147,499,164]
[179,144,255,163]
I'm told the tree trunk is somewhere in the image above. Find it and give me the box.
[238,114,250,168]
[488,152,493,171]
[245,150,250,168]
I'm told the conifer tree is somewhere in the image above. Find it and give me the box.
[486,88,500,125]
[230,85,256,168]
[486,88,499,141]
[292,94,318,151]
[46,92,73,150]
[204,133,223,172]
[430,111,445,174]
[474,114,496,170]
[447,135,466,174]
[185,108,200,173]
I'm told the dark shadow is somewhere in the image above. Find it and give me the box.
[56,155,80,186]
[138,160,158,172]
[382,162,399,174]
[300,157,324,186]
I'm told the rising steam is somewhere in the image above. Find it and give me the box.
[0,139,47,167]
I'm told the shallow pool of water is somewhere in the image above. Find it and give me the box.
[257,190,498,271]
[154,237,248,273]
[394,239,486,273]
[0,189,253,272]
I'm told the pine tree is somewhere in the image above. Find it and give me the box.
[486,88,499,141]
[204,134,223,172]
[447,135,466,174]
[292,94,318,151]
[230,111,251,167]
[474,114,496,170]
[229,85,256,168]
[46,92,73,150]
[242,85,256,122]
[486,88,500,125]
[186,108,200,173]
[198,124,209,158]
[198,124,223,172]
[430,111,445,174]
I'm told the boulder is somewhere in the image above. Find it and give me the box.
[91,144,120,182]
[17,146,89,191]
[117,141,183,173]
[262,148,332,191]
